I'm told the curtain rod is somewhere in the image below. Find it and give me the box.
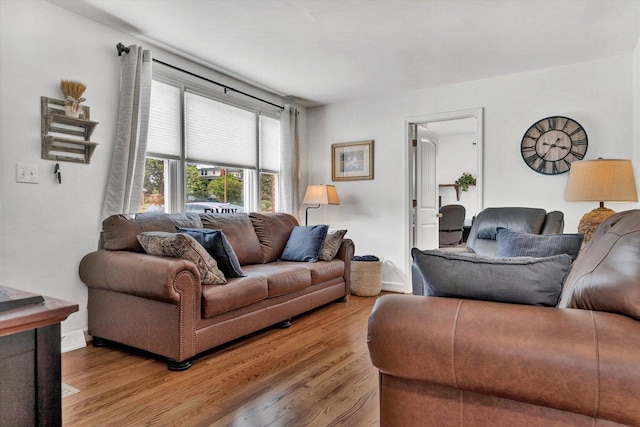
[116,43,285,110]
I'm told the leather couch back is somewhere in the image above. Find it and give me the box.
[200,213,265,265]
[559,209,640,319]
[466,207,564,256]
[100,211,300,267]
[249,212,299,263]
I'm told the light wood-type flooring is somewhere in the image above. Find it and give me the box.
[61,293,385,426]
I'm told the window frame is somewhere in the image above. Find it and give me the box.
[146,65,282,214]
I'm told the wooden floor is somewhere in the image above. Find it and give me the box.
[62,294,383,426]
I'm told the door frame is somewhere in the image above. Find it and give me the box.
[404,107,484,293]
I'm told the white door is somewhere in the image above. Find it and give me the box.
[414,125,439,249]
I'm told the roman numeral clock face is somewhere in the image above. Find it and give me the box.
[520,116,588,175]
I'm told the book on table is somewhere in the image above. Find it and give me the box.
[0,287,45,313]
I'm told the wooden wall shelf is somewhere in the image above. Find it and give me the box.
[41,96,99,164]
[439,183,461,201]
[42,136,99,164]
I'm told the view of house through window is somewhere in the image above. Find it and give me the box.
[140,74,282,214]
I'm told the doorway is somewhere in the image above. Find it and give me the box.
[406,108,484,280]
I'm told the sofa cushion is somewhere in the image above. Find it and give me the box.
[249,212,298,263]
[559,209,640,319]
[280,225,329,262]
[176,227,246,278]
[412,248,571,306]
[496,228,583,261]
[102,213,202,252]
[282,259,346,285]
[201,276,268,318]
[243,264,311,297]
[137,231,226,285]
[200,213,264,266]
[318,229,348,261]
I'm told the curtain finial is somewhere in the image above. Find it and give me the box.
[116,43,130,56]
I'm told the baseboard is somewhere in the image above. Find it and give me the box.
[381,281,408,294]
[61,329,87,353]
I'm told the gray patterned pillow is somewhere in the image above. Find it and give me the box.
[318,229,347,261]
[496,228,583,261]
[137,231,226,285]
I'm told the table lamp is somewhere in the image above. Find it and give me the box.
[302,184,340,225]
[565,158,638,243]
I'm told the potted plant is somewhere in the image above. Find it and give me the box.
[456,172,476,192]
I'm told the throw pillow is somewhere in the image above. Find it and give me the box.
[496,228,583,261]
[137,231,226,285]
[318,229,347,261]
[280,225,329,262]
[411,248,572,306]
[176,227,246,278]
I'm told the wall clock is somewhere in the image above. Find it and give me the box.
[520,116,588,175]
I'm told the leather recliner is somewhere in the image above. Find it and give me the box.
[369,210,640,427]
[465,207,564,256]
[413,207,564,296]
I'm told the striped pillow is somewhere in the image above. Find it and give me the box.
[496,228,583,261]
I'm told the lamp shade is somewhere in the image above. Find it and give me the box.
[565,159,638,203]
[302,185,340,205]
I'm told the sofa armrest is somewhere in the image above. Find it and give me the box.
[368,294,640,426]
[335,238,355,290]
[79,249,202,305]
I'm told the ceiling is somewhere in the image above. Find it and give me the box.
[49,0,640,107]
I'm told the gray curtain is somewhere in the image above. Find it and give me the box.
[280,104,300,216]
[101,45,152,220]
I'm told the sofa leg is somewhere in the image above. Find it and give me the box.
[279,318,292,328]
[337,296,348,302]
[92,336,108,347]
[168,358,192,371]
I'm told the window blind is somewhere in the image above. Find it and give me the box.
[147,80,181,157]
[185,91,256,168]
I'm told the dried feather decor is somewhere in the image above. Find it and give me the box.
[60,79,87,117]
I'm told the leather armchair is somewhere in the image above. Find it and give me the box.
[369,210,640,426]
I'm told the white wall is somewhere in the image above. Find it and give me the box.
[0,0,295,337]
[0,0,123,334]
[308,55,637,293]
[436,131,477,219]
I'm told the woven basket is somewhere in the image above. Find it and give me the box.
[350,260,383,296]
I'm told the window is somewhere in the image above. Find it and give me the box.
[142,70,282,214]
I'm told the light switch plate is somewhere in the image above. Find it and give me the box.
[16,163,38,183]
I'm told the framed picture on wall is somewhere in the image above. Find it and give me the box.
[331,140,374,181]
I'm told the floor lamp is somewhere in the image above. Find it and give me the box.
[565,158,638,243]
[302,185,340,225]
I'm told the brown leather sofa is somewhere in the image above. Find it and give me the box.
[80,212,354,370]
[369,209,640,426]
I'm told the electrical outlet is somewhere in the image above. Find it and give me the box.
[16,163,38,184]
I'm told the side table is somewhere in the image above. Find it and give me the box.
[0,287,78,427]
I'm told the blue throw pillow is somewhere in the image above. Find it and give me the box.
[496,228,583,261]
[176,227,246,278]
[280,225,329,262]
